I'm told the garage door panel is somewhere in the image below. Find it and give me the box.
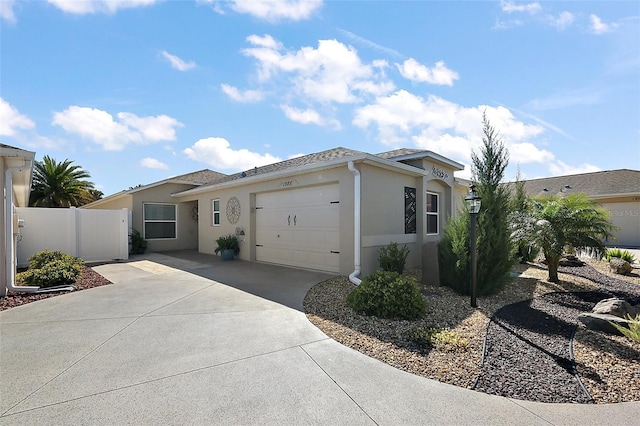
[256,184,340,272]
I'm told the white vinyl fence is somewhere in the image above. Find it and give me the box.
[16,207,129,267]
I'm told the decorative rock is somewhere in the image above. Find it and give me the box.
[609,257,632,275]
[592,297,638,318]
[577,313,632,335]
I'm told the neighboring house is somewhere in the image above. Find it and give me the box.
[1,143,35,297]
[174,147,467,284]
[520,169,640,248]
[83,169,226,252]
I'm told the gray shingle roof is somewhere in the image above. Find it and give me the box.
[522,169,640,198]
[375,148,425,159]
[202,147,366,187]
[170,169,227,184]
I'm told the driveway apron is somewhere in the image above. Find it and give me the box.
[1,251,638,425]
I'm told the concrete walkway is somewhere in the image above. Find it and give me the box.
[1,251,637,425]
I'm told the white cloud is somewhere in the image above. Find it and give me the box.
[160,51,196,71]
[280,105,341,129]
[353,90,545,164]
[221,84,265,103]
[52,106,183,151]
[510,142,554,164]
[337,28,404,59]
[396,58,459,86]
[46,0,159,14]
[1,0,16,23]
[500,0,541,15]
[201,0,322,22]
[548,11,574,30]
[0,98,35,136]
[140,157,169,170]
[549,160,601,176]
[589,14,615,35]
[183,137,281,170]
[242,35,394,104]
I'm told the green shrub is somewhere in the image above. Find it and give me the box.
[603,248,636,264]
[347,270,425,320]
[609,315,640,343]
[378,242,410,274]
[410,327,469,352]
[16,250,84,288]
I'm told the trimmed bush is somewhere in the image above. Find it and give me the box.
[603,248,636,264]
[17,250,84,288]
[378,242,410,274]
[347,270,425,320]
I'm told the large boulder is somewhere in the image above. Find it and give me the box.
[578,313,633,335]
[592,297,639,318]
[609,257,632,275]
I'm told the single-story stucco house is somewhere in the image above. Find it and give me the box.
[1,143,35,297]
[87,147,468,285]
[520,169,640,248]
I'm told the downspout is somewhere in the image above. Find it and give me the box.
[347,161,361,285]
[4,161,39,294]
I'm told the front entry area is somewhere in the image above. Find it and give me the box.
[255,184,340,272]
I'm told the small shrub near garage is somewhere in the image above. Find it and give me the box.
[378,242,410,274]
[16,250,84,288]
[347,270,425,320]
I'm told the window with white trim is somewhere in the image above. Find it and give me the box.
[143,203,177,239]
[212,199,220,226]
[426,192,439,235]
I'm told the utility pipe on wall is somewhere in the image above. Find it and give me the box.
[4,161,39,294]
[347,161,362,285]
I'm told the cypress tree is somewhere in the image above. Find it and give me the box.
[439,112,515,296]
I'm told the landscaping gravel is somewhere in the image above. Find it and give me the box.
[0,266,112,311]
[474,264,640,403]
[304,261,640,404]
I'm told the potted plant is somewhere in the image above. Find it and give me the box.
[130,229,148,254]
[214,234,240,260]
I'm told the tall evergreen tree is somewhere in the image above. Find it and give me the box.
[29,156,95,207]
[471,112,515,294]
[439,113,515,296]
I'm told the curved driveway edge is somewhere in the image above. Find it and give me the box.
[1,251,637,425]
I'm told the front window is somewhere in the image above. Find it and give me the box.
[143,203,177,239]
[426,192,439,235]
[212,199,220,226]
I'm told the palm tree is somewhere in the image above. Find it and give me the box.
[512,193,616,282]
[29,156,96,207]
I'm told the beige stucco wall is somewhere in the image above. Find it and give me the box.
[131,183,199,252]
[88,195,133,211]
[1,157,6,290]
[181,159,463,278]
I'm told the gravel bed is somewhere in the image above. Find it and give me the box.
[0,266,112,311]
[304,261,640,403]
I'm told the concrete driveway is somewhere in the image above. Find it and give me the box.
[1,251,637,425]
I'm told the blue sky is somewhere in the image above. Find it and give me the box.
[1,0,638,196]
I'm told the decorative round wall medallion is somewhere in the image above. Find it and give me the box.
[226,196,241,224]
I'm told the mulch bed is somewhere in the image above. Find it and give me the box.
[473,264,640,403]
[0,267,112,311]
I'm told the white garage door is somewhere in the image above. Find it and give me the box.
[256,184,340,272]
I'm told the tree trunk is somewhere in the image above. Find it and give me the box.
[547,256,560,283]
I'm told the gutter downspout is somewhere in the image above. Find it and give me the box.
[347,161,362,285]
[4,161,39,294]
